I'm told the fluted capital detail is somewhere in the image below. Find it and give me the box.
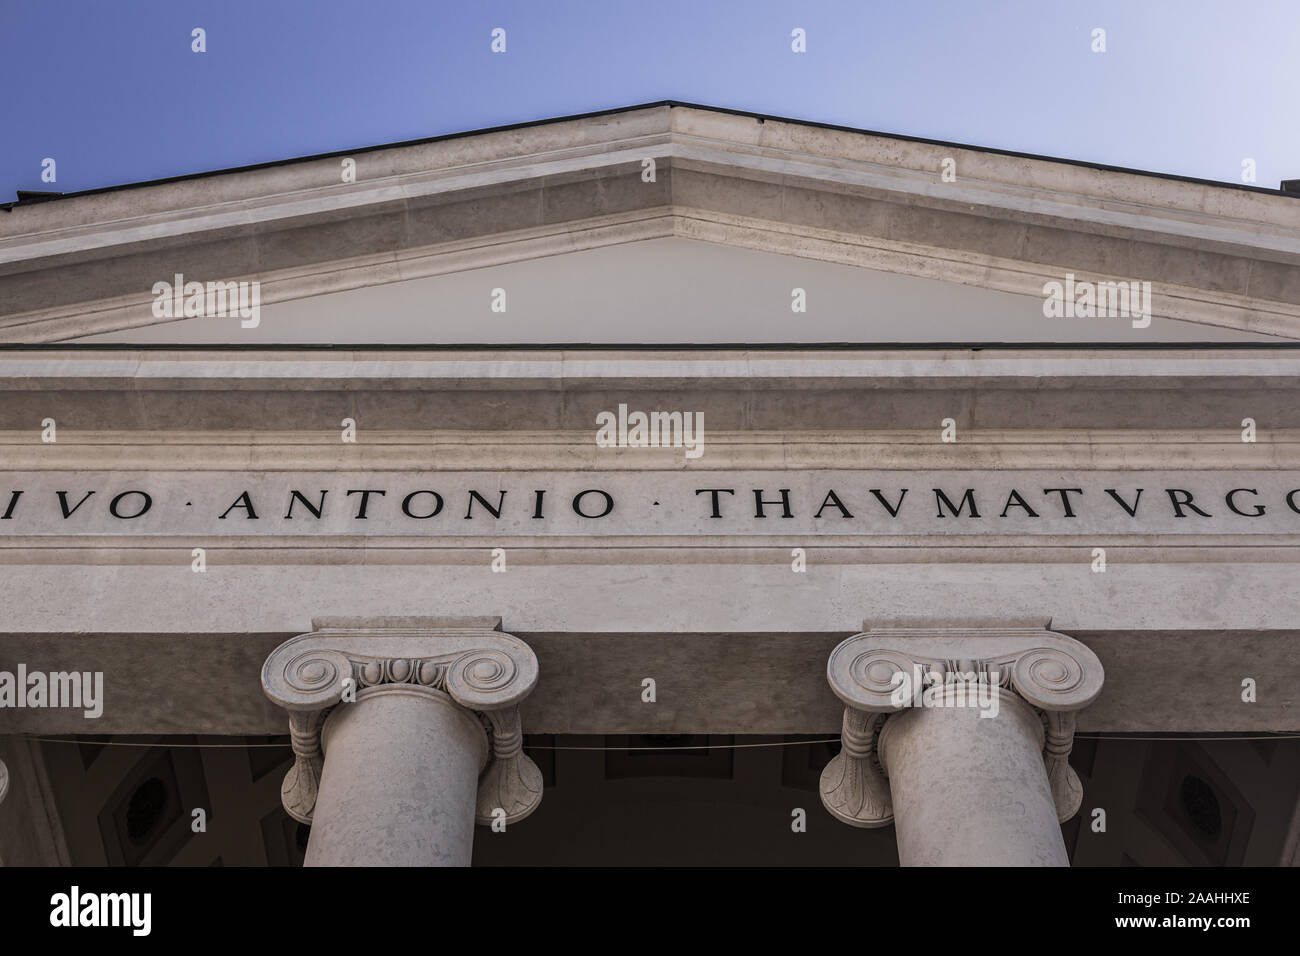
[262,625,542,826]
[0,758,8,807]
[475,708,544,825]
[820,625,1104,824]
[819,709,892,828]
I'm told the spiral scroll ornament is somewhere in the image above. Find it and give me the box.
[263,647,354,712]
[446,645,536,711]
[1011,646,1102,711]
[820,628,1104,826]
[262,627,544,828]
[445,643,543,824]
[828,644,920,712]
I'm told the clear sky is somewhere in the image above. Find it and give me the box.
[2,0,1297,198]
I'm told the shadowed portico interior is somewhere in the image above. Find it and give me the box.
[21,733,1300,866]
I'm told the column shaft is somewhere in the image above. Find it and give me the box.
[879,686,1067,866]
[304,684,487,867]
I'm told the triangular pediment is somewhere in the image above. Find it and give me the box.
[2,103,1297,343]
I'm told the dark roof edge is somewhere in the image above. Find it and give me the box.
[4,100,1296,210]
[1,342,1299,353]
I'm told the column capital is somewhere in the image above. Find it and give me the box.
[819,625,1104,828]
[261,624,543,829]
[0,758,8,806]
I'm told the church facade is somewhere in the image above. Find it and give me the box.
[0,103,1297,866]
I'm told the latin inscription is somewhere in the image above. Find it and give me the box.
[1,471,1298,537]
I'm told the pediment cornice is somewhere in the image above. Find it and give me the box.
[1,104,1298,341]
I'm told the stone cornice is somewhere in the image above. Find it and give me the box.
[261,624,542,827]
[3,349,1300,435]
[1,428,1299,471]
[4,105,1295,259]
[3,348,1300,384]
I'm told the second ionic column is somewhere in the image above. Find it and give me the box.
[819,625,1104,867]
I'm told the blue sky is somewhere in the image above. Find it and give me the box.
[3,0,1297,197]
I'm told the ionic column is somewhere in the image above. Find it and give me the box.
[819,626,1103,867]
[262,623,543,867]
